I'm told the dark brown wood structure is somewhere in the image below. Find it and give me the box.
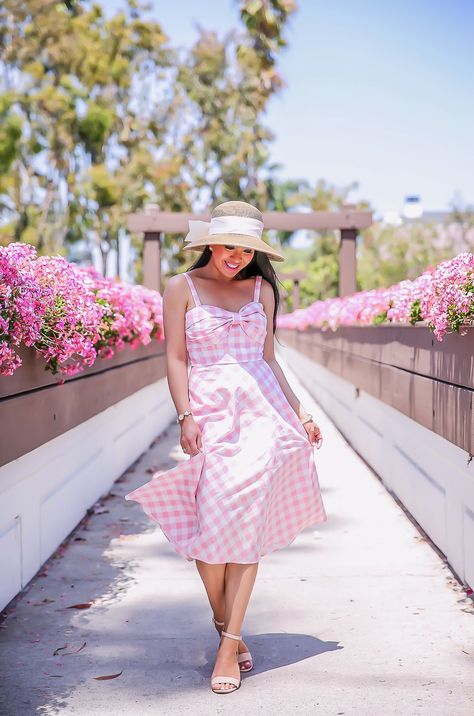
[278,325,474,454]
[0,341,166,467]
[277,269,307,310]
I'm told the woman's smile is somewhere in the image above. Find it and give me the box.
[211,244,255,277]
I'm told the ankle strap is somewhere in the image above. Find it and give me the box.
[221,630,242,641]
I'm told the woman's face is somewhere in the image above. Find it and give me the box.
[210,244,255,277]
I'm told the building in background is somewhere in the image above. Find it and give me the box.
[382,195,451,226]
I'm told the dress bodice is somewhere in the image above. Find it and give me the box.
[184,272,267,366]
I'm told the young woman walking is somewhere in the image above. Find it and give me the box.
[125,200,327,694]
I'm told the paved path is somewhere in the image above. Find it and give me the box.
[1,356,473,715]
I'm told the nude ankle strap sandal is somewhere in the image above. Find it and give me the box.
[212,615,253,672]
[211,630,242,694]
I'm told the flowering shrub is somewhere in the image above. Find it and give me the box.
[0,243,163,377]
[277,253,474,341]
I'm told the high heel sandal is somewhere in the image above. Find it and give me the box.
[212,615,225,630]
[211,630,242,694]
[212,616,253,672]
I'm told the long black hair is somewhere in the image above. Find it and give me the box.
[186,247,283,334]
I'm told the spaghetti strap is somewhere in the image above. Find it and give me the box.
[184,272,202,307]
[253,275,262,303]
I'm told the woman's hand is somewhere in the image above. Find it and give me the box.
[303,419,323,449]
[180,417,202,456]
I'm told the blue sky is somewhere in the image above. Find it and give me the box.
[103,0,473,214]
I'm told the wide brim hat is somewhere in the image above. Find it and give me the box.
[182,200,285,262]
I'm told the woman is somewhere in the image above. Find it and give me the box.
[125,200,328,694]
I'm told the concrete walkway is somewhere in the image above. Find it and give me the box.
[1,357,473,715]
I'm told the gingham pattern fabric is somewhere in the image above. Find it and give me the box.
[183,272,267,365]
[125,272,327,563]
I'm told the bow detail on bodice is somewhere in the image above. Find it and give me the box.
[185,302,267,345]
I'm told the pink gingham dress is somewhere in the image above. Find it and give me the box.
[125,271,327,563]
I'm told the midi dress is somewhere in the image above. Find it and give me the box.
[124,272,327,564]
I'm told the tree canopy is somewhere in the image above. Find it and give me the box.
[0,0,467,303]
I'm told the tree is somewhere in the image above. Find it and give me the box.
[358,220,460,290]
[447,196,474,253]
[173,1,297,207]
[293,179,370,306]
[0,0,299,281]
[0,0,175,269]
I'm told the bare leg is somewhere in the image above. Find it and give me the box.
[211,561,259,692]
[194,559,253,667]
[195,559,226,624]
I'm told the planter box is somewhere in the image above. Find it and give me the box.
[278,325,473,453]
[0,341,167,467]
[277,325,474,589]
[0,340,175,612]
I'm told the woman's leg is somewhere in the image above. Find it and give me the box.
[211,561,259,691]
[195,560,226,624]
[195,559,254,670]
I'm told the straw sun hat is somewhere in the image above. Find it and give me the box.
[182,200,285,262]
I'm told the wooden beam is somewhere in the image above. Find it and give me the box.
[128,209,373,234]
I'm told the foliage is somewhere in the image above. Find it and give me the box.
[172,1,297,211]
[275,178,368,308]
[0,0,186,270]
[357,219,467,290]
[447,198,474,252]
[1,0,467,302]
[0,0,298,280]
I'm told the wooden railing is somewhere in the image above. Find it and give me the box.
[277,325,473,454]
[0,341,167,467]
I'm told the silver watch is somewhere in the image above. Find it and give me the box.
[176,410,193,424]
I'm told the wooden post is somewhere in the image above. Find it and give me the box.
[277,269,307,311]
[293,279,301,310]
[338,202,359,296]
[143,232,162,292]
[142,204,162,292]
[339,227,357,296]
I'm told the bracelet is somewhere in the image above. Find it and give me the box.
[300,414,313,426]
[176,410,193,424]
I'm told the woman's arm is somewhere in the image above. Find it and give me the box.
[162,274,202,455]
[162,274,192,414]
[260,279,308,419]
[261,279,323,447]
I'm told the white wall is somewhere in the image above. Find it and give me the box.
[0,378,175,611]
[278,344,474,590]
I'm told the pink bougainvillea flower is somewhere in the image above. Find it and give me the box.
[0,243,164,377]
[277,253,474,341]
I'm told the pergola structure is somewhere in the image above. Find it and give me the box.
[127,204,373,298]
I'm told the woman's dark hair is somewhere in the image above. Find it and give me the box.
[186,247,284,334]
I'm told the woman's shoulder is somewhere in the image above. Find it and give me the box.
[257,276,274,309]
[164,272,191,301]
[259,275,273,293]
[169,270,197,285]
